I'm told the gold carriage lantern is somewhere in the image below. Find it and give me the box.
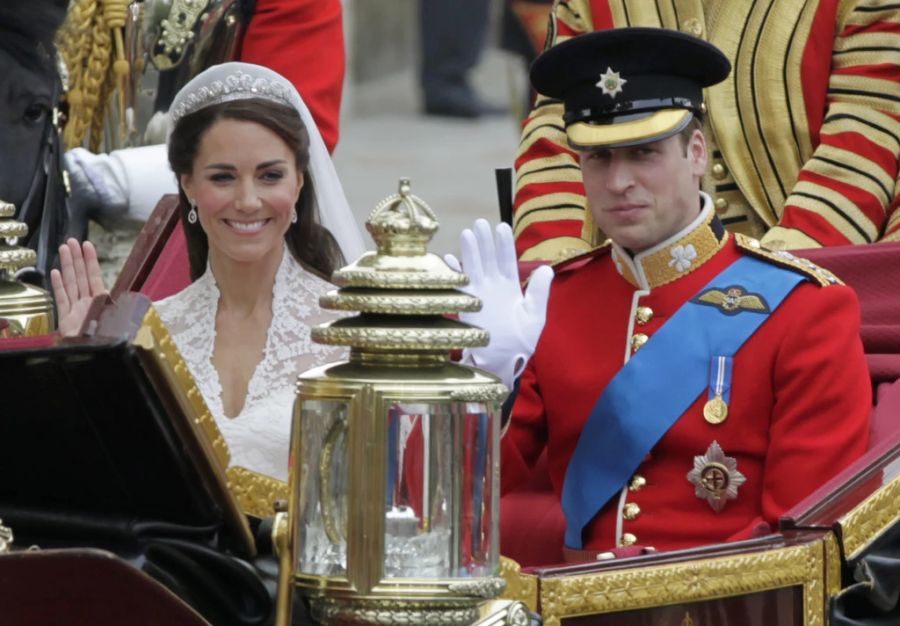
[278,179,515,625]
[0,201,55,337]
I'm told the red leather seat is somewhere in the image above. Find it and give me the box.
[111,195,191,301]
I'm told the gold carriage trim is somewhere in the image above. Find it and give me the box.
[824,532,843,597]
[498,556,539,613]
[538,540,827,626]
[227,466,289,520]
[134,306,231,469]
[837,472,900,560]
[133,305,255,551]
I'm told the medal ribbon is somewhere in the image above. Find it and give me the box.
[561,256,807,548]
[707,355,733,404]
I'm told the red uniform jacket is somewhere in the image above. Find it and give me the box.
[502,206,871,552]
[239,0,345,153]
[513,0,900,260]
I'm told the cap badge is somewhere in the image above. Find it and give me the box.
[687,441,746,512]
[597,67,627,98]
[692,285,770,316]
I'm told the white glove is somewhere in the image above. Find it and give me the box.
[64,144,177,223]
[65,147,130,224]
[445,219,554,390]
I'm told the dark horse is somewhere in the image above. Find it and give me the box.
[0,0,70,284]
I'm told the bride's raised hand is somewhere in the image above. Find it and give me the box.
[50,238,109,336]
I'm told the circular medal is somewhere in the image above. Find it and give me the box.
[703,396,728,424]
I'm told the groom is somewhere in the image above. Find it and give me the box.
[458,27,870,559]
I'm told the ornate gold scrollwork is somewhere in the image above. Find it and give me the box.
[838,473,900,559]
[311,597,480,626]
[226,466,288,519]
[447,577,507,599]
[154,0,210,69]
[539,541,827,626]
[319,411,348,545]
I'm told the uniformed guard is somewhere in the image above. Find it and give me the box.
[512,1,900,262]
[453,28,871,560]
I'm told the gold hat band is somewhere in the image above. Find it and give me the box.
[567,108,693,150]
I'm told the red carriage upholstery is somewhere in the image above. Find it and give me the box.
[0,549,210,626]
[140,221,191,300]
[502,243,900,568]
[111,194,190,301]
[797,242,900,444]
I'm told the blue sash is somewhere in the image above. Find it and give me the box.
[561,256,806,548]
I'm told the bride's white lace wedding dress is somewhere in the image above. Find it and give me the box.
[155,249,345,481]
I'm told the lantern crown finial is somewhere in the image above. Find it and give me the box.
[313,179,488,357]
[366,177,438,257]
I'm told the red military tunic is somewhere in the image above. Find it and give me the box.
[239,0,345,153]
[502,202,871,552]
[513,0,900,260]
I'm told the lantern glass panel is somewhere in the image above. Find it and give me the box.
[296,398,350,576]
[384,400,498,579]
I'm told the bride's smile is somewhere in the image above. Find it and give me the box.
[181,117,303,268]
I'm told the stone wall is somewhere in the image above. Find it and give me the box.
[345,0,419,83]
[342,0,420,117]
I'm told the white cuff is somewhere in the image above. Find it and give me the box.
[110,144,178,220]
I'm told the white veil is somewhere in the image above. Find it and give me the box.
[168,62,366,262]
[294,85,366,262]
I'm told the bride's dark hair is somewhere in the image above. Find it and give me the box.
[168,98,345,280]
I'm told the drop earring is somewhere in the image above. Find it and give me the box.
[187,199,198,224]
[291,209,298,224]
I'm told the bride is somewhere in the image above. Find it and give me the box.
[52,62,360,482]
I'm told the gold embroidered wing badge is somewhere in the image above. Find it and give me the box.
[687,441,746,512]
[692,285,770,316]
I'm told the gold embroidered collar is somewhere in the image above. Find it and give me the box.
[611,193,728,290]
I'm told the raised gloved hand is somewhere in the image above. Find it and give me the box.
[445,219,553,390]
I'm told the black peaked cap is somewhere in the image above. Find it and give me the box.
[530,28,731,148]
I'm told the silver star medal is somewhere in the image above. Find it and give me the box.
[686,441,746,512]
[597,67,627,97]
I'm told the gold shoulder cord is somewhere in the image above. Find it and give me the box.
[58,0,131,151]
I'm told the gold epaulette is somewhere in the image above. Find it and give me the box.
[734,233,843,287]
[550,240,612,275]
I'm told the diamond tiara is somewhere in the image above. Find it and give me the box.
[170,70,294,124]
